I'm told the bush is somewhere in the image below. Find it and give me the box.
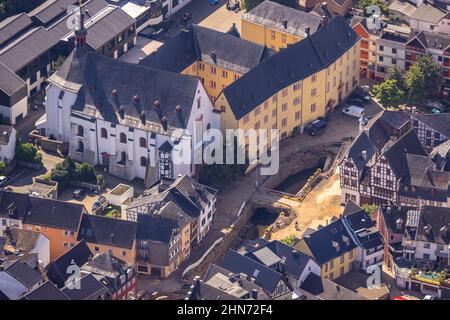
[51,169,70,190]
[75,162,97,184]
[0,160,5,175]
[280,235,296,246]
[16,143,42,165]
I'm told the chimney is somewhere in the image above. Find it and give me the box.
[424,225,431,235]
[361,150,367,161]
[153,100,163,120]
[386,206,391,215]
[74,1,87,48]
[111,89,118,97]
[251,289,258,299]
[440,225,448,238]
[118,106,125,119]
[321,15,328,27]
[364,127,370,138]
[412,106,417,114]
[210,51,217,64]
[139,111,146,125]
[132,95,139,104]
[160,117,168,131]
[282,20,288,29]
[305,26,310,37]
[396,218,403,230]
[321,1,327,11]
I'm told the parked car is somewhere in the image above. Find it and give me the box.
[351,92,371,102]
[92,196,107,211]
[73,188,87,201]
[305,118,327,136]
[425,101,446,113]
[347,98,365,107]
[342,105,364,118]
[423,295,436,300]
[0,176,8,187]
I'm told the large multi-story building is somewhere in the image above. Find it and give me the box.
[240,0,323,51]
[340,111,450,207]
[37,9,220,185]
[216,16,360,138]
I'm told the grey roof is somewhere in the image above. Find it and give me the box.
[0,13,33,48]
[46,0,110,40]
[0,61,27,96]
[29,0,80,25]
[46,241,93,288]
[300,273,367,300]
[49,49,200,132]
[75,6,134,50]
[245,240,313,280]
[81,253,131,282]
[6,261,43,289]
[410,2,447,24]
[22,281,69,300]
[383,129,428,178]
[77,214,138,249]
[219,250,285,294]
[344,205,383,250]
[416,206,450,245]
[243,0,322,38]
[140,24,273,75]
[411,31,450,51]
[61,273,109,300]
[379,205,415,235]
[222,16,359,119]
[0,191,85,230]
[301,219,357,265]
[0,26,60,72]
[188,278,239,300]
[130,175,217,219]
[136,214,180,243]
[412,113,450,138]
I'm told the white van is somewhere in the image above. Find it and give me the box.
[342,105,364,118]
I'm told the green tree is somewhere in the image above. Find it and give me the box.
[371,79,405,108]
[0,160,6,175]
[404,63,427,104]
[386,66,406,91]
[355,0,387,14]
[415,55,443,97]
[75,162,97,184]
[16,143,42,165]
[280,235,296,246]
[51,169,70,191]
[362,203,378,215]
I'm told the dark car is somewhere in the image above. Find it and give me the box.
[347,98,365,106]
[73,188,87,201]
[92,196,107,211]
[306,118,327,136]
[352,92,371,102]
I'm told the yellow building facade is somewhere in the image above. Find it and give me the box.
[240,0,323,51]
[216,40,360,138]
[181,61,242,102]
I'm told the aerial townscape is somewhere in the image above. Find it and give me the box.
[0,0,450,303]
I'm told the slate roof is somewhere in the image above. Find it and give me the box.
[409,31,450,51]
[70,6,134,50]
[188,277,239,300]
[301,219,357,265]
[299,273,366,300]
[0,191,85,230]
[77,214,137,249]
[379,205,416,235]
[0,26,60,73]
[49,49,200,132]
[0,61,27,97]
[222,16,359,119]
[129,175,217,219]
[412,113,450,138]
[410,2,447,24]
[346,130,379,171]
[6,261,43,289]
[342,199,363,216]
[46,241,93,288]
[219,250,285,294]
[22,281,69,300]
[81,252,130,279]
[416,206,450,245]
[344,204,383,250]
[243,0,322,38]
[61,273,109,300]
[136,214,180,243]
[140,24,272,74]
[245,240,313,280]
[29,0,80,25]
[0,13,34,48]
[383,129,428,178]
